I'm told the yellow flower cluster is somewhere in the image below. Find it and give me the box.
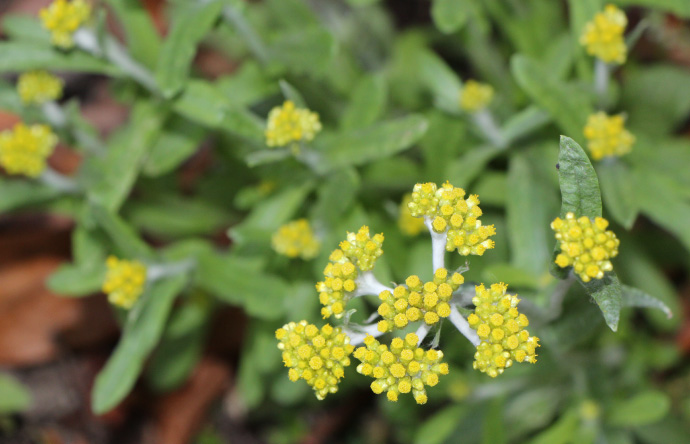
[354,333,449,404]
[271,219,321,260]
[408,182,496,255]
[17,71,64,105]
[265,101,322,148]
[276,321,354,400]
[459,80,494,112]
[102,256,147,309]
[551,212,620,282]
[468,283,539,378]
[316,249,358,319]
[398,193,426,237]
[580,4,628,64]
[339,226,384,271]
[40,0,92,49]
[0,123,58,177]
[583,112,635,161]
[377,268,464,332]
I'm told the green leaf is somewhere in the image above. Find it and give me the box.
[501,106,551,145]
[278,79,306,107]
[143,117,206,177]
[196,252,288,320]
[414,405,468,444]
[511,55,592,138]
[557,136,602,217]
[431,0,470,34]
[47,263,106,297]
[90,203,156,260]
[580,272,622,331]
[528,409,579,444]
[105,0,162,69]
[216,62,278,107]
[613,0,690,18]
[155,0,224,98]
[0,42,120,75]
[1,15,51,45]
[596,160,638,229]
[0,178,59,212]
[419,51,462,114]
[87,101,166,212]
[0,373,31,414]
[609,390,671,427]
[92,275,189,414]
[314,115,428,173]
[312,169,360,227]
[621,285,672,319]
[445,145,504,188]
[72,225,108,265]
[341,74,388,130]
[269,26,336,74]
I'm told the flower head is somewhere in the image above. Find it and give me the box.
[580,4,628,64]
[271,219,320,260]
[408,181,496,255]
[583,112,635,161]
[354,333,449,404]
[102,256,147,309]
[460,80,494,112]
[276,321,354,400]
[40,0,92,49]
[467,283,539,377]
[339,226,384,271]
[398,193,426,237]
[317,249,358,318]
[17,71,64,105]
[0,123,58,177]
[551,212,619,282]
[265,100,322,148]
[377,268,464,332]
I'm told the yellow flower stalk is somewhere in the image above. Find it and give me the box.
[580,4,628,64]
[40,0,92,49]
[460,80,494,112]
[102,256,147,309]
[271,219,320,260]
[276,321,354,400]
[377,268,464,332]
[0,123,58,178]
[551,213,620,282]
[467,283,539,377]
[354,333,449,404]
[17,71,64,105]
[583,112,635,161]
[265,100,322,148]
[398,193,426,236]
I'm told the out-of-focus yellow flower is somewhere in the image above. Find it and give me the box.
[460,80,494,112]
[552,212,619,282]
[102,256,147,309]
[468,283,539,377]
[398,193,426,236]
[354,333,449,404]
[265,101,322,148]
[17,71,64,105]
[580,4,628,64]
[0,123,58,177]
[377,268,464,332]
[276,321,354,400]
[583,112,635,161]
[317,249,358,319]
[271,219,320,260]
[40,0,92,49]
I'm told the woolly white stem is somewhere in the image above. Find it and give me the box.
[594,59,610,106]
[449,305,480,347]
[73,28,101,56]
[415,323,432,346]
[39,167,79,193]
[473,110,506,148]
[41,101,67,128]
[344,323,384,346]
[353,270,393,297]
[425,217,447,273]
[147,259,196,282]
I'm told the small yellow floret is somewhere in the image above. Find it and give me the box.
[0,123,58,178]
[583,112,635,161]
[580,4,628,64]
[317,248,359,319]
[40,0,91,49]
[339,226,384,271]
[265,100,322,148]
[102,256,147,309]
[398,193,426,236]
[17,71,64,105]
[271,219,321,260]
[460,80,494,112]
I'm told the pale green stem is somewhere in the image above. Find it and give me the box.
[594,59,610,108]
[147,259,196,282]
[222,4,269,64]
[39,167,79,193]
[473,109,506,148]
[41,101,67,128]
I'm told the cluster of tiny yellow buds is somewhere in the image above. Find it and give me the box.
[265,101,322,148]
[467,283,539,378]
[580,4,628,64]
[276,321,354,400]
[17,71,64,105]
[354,334,449,404]
[583,112,635,161]
[398,193,426,237]
[339,226,384,271]
[377,268,464,333]
[459,80,494,112]
[102,256,147,309]
[317,249,358,319]
[409,182,496,256]
[40,0,92,49]
[0,123,58,178]
[271,219,321,260]
[551,212,620,282]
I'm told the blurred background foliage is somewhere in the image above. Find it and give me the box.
[0,0,690,443]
